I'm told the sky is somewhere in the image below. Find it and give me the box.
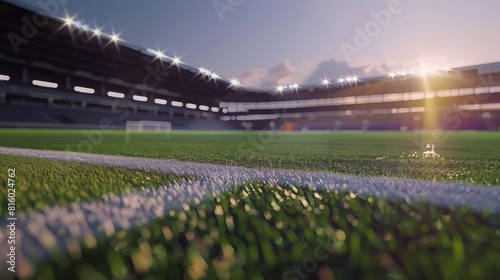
[13,0,500,90]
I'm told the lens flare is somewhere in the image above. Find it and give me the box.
[171,56,182,66]
[110,33,120,42]
[229,78,241,88]
[320,78,331,90]
[64,17,74,25]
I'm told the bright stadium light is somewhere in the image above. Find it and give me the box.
[64,16,74,25]
[229,78,241,89]
[320,78,331,89]
[335,77,346,86]
[171,101,183,107]
[335,75,360,86]
[346,76,356,82]
[78,23,90,31]
[133,95,148,102]
[154,98,167,105]
[110,33,120,42]
[210,72,220,81]
[171,56,182,66]
[74,86,95,94]
[186,103,197,109]
[439,67,453,74]
[107,91,125,98]
[291,83,299,90]
[93,28,102,36]
[156,51,166,59]
[274,85,285,95]
[0,74,10,81]
[146,48,167,59]
[198,67,209,76]
[32,79,58,88]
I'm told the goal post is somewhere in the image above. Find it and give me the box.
[125,120,171,142]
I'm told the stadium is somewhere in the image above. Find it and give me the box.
[0,1,499,279]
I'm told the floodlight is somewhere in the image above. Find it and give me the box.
[64,17,74,25]
[274,85,285,94]
[110,33,120,42]
[320,78,330,87]
[210,72,219,80]
[198,67,209,76]
[172,56,182,65]
[229,78,241,88]
[156,50,166,59]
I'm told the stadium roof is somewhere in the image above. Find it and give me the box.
[0,0,241,105]
[1,0,500,101]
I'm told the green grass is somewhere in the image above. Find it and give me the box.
[32,182,500,280]
[0,129,499,185]
[1,130,499,279]
[0,154,192,215]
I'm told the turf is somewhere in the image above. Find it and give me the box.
[30,182,500,280]
[0,154,192,215]
[0,129,499,185]
[1,130,499,279]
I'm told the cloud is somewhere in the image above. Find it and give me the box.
[237,60,295,89]
[237,58,390,90]
[304,58,389,84]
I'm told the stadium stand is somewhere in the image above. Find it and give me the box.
[0,0,499,131]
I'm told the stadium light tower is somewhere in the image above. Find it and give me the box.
[198,67,210,77]
[273,85,285,96]
[290,83,300,94]
[387,72,397,81]
[320,78,331,90]
[110,33,120,42]
[209,71,220,84]
[64,16,74,26]
[171,56,182,66]
[335,77,344,87]
[156,50,166,59]
[229,78,241,90]
[93,28,102,37]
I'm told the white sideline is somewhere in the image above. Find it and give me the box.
[0,146,499,275]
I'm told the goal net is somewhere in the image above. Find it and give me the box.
[125,120,171,142]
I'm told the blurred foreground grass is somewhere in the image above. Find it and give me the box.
[32,181,500,280]
[0,154,192,215]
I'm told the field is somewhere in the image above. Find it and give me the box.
[0,129,500,184]
[1,129,500,279]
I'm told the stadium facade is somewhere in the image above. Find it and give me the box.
[1,0,499,131]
